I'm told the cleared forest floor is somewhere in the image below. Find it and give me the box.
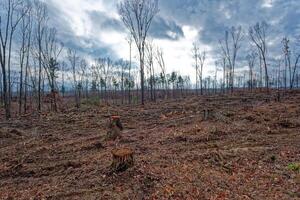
[0,91,300,199]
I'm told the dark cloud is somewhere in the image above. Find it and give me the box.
[88,10,124,32]
[159,0,300,44]
[149,16,184,40]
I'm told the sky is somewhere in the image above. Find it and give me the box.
[45,0,300,82]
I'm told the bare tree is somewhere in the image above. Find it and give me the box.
[198,50,206,95]
[115,59,126,104]
[282,37,300,89]
[220,57,226,93]
[126,35,133,104]
[282,37,290,90]
[23,6,33,114]
[213,61,220,94]
[249,22,269,90]
[41,28,63,111]
[118,0,159,105]
[93,57,112,102]
[60,61,67,97]
[246,50,257,91]
[219,26,243,93]
[67,48,80,108]
[145,40,156,101]
[18,1,32,114]
[78,59,88,100]
[0,0,29,119]
[32,0,48,111]
[156,47,167,99]
[192,43,199,95]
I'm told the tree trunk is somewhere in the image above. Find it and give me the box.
[262,54,269,90]
[2,68,11,119]
[140,49,145,105]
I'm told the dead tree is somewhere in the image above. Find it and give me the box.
[102,58,112,102]
[282,37,290,90]
[221,57,226,93]
[78,59,88,100]
[156,47,167,99]
[115,59,127,104]
[18,2,32,114]
[249,22,269,90]
[60,61,67,97]
[192,43,199,95]
[282,37,300,89]
[0,0,29,119]
[118,0,159,105]
[145,40,156,101]
[42,28,63,111]
[33,0,48,111]
[126,35,133,104]
[23,6,33,114]
[246,50,257,92]
[198,50,206,95]
[67,48,80,108]
[219,26,243,93]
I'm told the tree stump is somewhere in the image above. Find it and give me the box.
[203,109,214,121]
[106,116,123,140]
[111,116,123,130]
[110,148,134,173]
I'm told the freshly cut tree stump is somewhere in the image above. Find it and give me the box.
[110,148,134,172]
[106,116,123,140]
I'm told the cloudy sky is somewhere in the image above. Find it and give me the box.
[46,0,300,81]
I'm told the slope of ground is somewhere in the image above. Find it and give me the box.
[0,91,299,199]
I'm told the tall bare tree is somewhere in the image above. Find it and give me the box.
[78,59,88,100]
[282,37,290,90]
[198,50,206,95]
[118,0,159,105]
[192,43,199,95]
[246,50,257,91]
[0,0,28,119]
[156,47,167,99]
[23,5,33,114]
[41,28,63,111]
[282,37,300,89]
[145,40,156,101]
[18,1,32,114]
[219,26,243,93]
[33,0,48,111]
[220,57,226,93]
[67,48,80,108]
[249,22,269,90]
[126,35,133,104]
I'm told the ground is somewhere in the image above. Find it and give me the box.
[0,91,300,200]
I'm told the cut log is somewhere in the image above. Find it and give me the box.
[110,148,134,172]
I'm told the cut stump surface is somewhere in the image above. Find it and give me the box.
[111,148,134,173]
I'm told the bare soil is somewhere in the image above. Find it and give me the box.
[0,91,299,199]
